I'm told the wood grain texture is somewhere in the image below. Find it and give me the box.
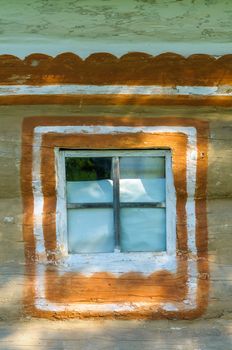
[0,319,231,350]
[0,106,231,322]
[0,52,232,86]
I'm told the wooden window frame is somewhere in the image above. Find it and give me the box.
[56,149,176,257]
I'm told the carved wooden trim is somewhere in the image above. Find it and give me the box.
[0,52,232,86]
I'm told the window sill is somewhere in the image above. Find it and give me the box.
[57,251,177,276]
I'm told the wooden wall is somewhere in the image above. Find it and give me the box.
[0,104,231,320]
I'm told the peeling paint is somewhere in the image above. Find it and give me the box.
[0,1,232,57]
[0,85,231,96]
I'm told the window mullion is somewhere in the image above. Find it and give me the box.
[112,156,120,250]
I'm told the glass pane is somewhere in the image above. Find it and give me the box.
[67,180,113,203]
[120,208,166,252]
[120,157,165,202]
[120,157,165,179]
[66,157,112,181]
[66,157,113,203]
[67,209,114,253]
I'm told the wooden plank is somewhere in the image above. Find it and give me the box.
[0,320,231,350]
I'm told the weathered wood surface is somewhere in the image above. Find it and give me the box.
[0,52,232,86]
[0,105,231,321]
[0,0,231,58]
[0,319,231,350]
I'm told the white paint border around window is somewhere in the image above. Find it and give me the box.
[32,125,197,262]
[33,125,197,261]
[31,123,198,313]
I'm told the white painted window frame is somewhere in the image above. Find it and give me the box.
[56,149,176,257]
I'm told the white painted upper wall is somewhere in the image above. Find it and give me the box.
[0,0,231,58]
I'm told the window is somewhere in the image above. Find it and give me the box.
[59,150,175,255]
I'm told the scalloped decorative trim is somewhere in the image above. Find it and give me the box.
[0,52,232,86]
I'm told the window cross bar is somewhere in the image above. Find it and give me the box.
[67,202,166,209]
